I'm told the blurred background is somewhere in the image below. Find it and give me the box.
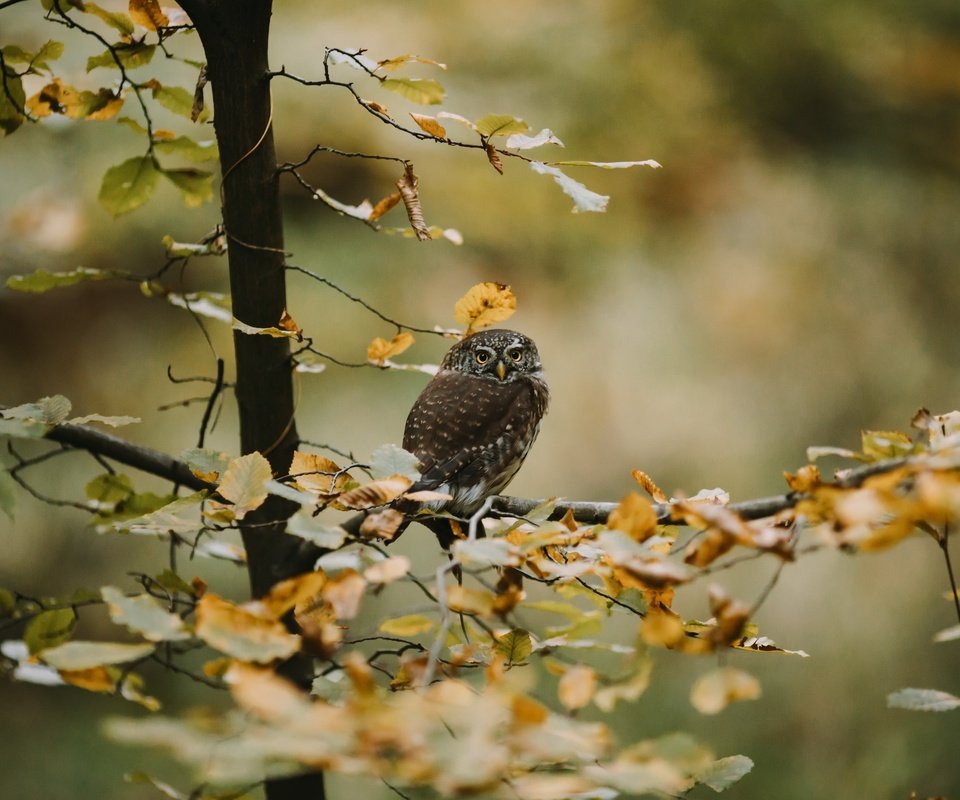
[2,0,959,797]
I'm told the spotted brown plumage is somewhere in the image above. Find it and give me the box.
[401,329,549,539]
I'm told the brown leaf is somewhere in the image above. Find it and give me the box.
[338,475,412,509]
[359,508,405,540]
[511,694,549,726]
[396,162,432,241]
[783,464,821,493]
[191,65,207,123]
[195,593,300,663]
[322,569,366,619]
[289,451,347,497]
[367,331,415,363]
[608,492,658,542]
[368,190,402,221]
[631,469,668,503]
[129,0,169,30]
[253,571,328,620]
[362,99,391,117]
[363,555,410,585]
[453,282,517,333]
[485,141,504,174]
[409,112,447,139]
[278,308,302,340]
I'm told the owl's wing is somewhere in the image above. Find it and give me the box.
[402,371,534,491]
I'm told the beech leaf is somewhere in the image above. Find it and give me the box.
[218,452,272,519]
[453,282,516,332]
[887,687,960,712]
[529,161,608,213]
[99,156,159,216]
[381,77,444,105]
[690,667,761,715]
[195,594,300,663]
[100,586,190,642]
[39,640,155,670]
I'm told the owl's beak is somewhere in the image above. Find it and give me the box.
[495,360,507,381]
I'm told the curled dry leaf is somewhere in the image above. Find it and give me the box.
[338,475,412,510]
[367,332,415,363]
[277,309,302,340]
[485,141,504,175]
[632,470,668,503]
[783,464,821,493]
[396,162,432,241]
[360,508,406,540]
[453,282,517,333]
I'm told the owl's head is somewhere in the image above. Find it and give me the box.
[442,329,543,382]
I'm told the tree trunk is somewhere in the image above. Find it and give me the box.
[174,2,324,798]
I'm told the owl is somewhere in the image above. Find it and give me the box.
[400,328,549,543]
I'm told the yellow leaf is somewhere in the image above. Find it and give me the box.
[690,667,761,715]
[289,451,346,496]
[195,593,300,663]
[631,470,668,503]
[60,665,116,693]
[322,569,366,619]
[367,331,415,363]
[608,492,658,542]
[368,190,401,221]
[453,282,517,333]
[338,475,412,509]
[511,694,549,726]
[378,54,448,72]
[218,452,272,520]
[640,608,686,648]
[379,614,434,636]
[129,0,169,30]
[446,584,495,616]
[409,112,447,138]
[783,464,821,493]
[253,571,328,620]
[364,555,411,584]
[557,663,597,711]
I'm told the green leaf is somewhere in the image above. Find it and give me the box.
[495,629,532,664]
[86,473,134,505]
[151,84,207,120]
[887,687,960,712]
[0,588,17,617]
[379,614,434,637]
[2,41,64,72]
[6,266,128,292]
[39,640,155,670]
[0,469,16,521]
[218,453,272,520]
[2,395,72,425]
[473,114,529,138]
[154,135,219,163]
[162,167,214,207]
[529,160,608,213]
[180,447,233,481]
[86,43,155,72]
[0,65,26,137]
[381,77,444,105]
[24,608,77,655]
[82,2,135,35]
[695,755,755,792]
[99,156,159,215]
[116,115,148,136]
[153,569,197,597]
[114,490,208,535]
[100,586,190,642]
[368,443,421,481]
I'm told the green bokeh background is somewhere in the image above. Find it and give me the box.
[2,1,958,798]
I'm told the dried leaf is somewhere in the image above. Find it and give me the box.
[218,452,272,520]
[529,161,608,213]
[195,594,300,663]
[100,586,190,642]
[557,664,597,711]
[608,492,658,542]
[364,555,411,584]
[359,508,405,540]
[368,190,401,221]
[253,572,328,620]
[338,475,412,509]
[631,470,668,503]
[322,570,366,619]
[505,128,564,150]
[289,451,346,497]
[191,64,207,122]
[453,282,517,332]
[378,54,447,71]
[690,667,761,714]
[396,163,432,241]
[277,308,302,339]
[485,141,504,174]
[409,112,446,138]
[783,464,821,493]
[129,0,169,30]
[367,331,415,363]
[446,585,495,616]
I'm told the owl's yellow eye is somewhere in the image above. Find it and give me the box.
[508,349,522,361]
[475,351,490,364]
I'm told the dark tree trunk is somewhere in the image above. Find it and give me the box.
[173,2,324,798]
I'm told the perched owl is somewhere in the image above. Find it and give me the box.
[400,329,549,542]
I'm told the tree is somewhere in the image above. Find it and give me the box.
[2,2,958,799]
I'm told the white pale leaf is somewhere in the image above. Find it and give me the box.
[68,414,141,427]
[327,49,379,72]
[505,128,565,150]
[369,443,421,481]
[168,292,233,323]
[529,161,608,213]
[453,537,519,566]
[887,687,960,712]
[39,640,156,670]
[312,186,373,220]
[232,318,298,339]
[552,159,661,169]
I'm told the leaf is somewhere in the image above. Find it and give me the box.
[114,490,207,535]
[83,2,135,34]
[24,608,77,654]
[485,141,504,175]
[2,394,72,424]
[180,447,232,483]
[409,112,446,138]
[129,0,169,30]
[195,593,300,663]
[87,43,155,72]
[608,492,658,542]
[218,452,272,520]
[100,586,190,642]
[453,282,517,332]
[474,114,529,138]
[368,443,421,481]
[379,614,434,636]
[694,755,755,792]
[6,266,127,292]
[124,772,185,800]
[860,429,918,460]
[453,538,519,567]
[338,475,412,509]
[887,687,960,712]
[934,624,960,643]
[162,168,214,207]
[4,40,64,71]
[151,84,207,121]
[367,332,415,363]
[529,161,608,213]
[363,555,411,584]
[359,508,405,541]
[690,667,761,715]
[26,79,124,120]
[396,163,432,241]
[86,473,133,506]
[505,128,564,150]
[381,77,445,105]
[378,54,447,72]
[68,413,140,427]
[327,49,379,72]
[289,451,346,496]
[368,190,402,221]
[806,445,860,462]
[99,156,159,215]
[495,629,532,664]
[253,572,328,620]
[553,159,662,170]
[0,469,15,520]
[40,641,155,670]
[558,664,597,711]
[154,135,219,163]
[0,63,25,137]
[594,658,653,712]
[322,570,366,619]
[446,585,495,616]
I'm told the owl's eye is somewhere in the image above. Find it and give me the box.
[475,351,490,364]
[508,348,523,362]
